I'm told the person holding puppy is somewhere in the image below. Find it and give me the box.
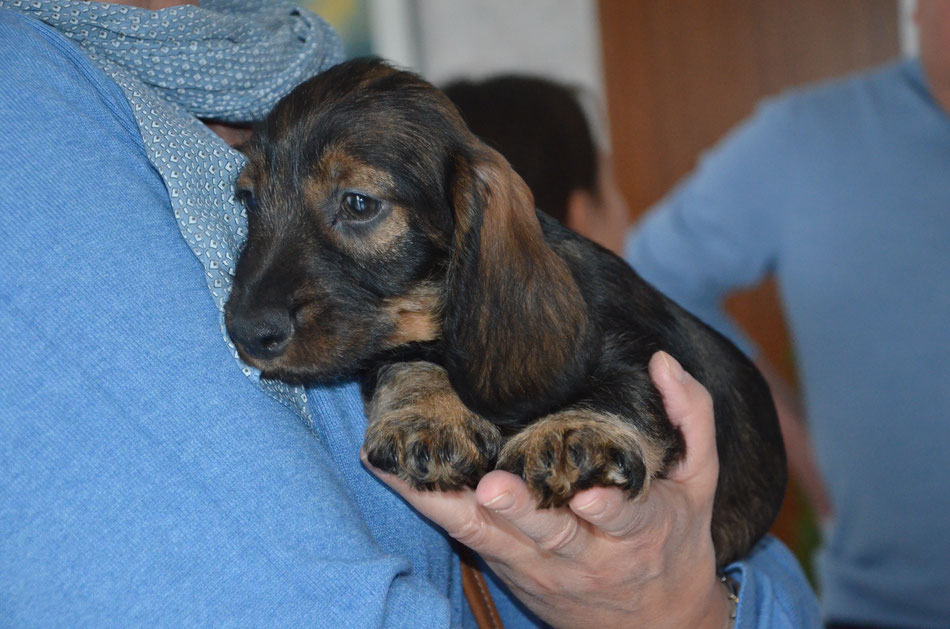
[624,2,950,626]
[0,1,817,627]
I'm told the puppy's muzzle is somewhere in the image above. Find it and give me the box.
[226,305,293,361]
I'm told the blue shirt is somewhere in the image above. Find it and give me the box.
[626,59,950,628]
[0,9,818,627]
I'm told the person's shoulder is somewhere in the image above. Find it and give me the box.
[758,59,917,129]
[805,58,913,101]
[0,9,133,127]
[0,9,81,66]
[0,6,39,36]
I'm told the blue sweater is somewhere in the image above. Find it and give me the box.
[0,10,817,627]
[626,59,950,628]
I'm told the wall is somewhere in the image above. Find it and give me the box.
[369,0,605,102]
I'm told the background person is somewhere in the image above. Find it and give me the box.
[444,75,632,256]
[624,2,950,627]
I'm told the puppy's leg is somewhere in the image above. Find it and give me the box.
[496,408,676,508]
[364,361,503,491]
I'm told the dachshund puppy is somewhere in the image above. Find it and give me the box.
[224,58,786,567]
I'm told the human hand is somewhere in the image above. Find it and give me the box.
[364,351,732,629]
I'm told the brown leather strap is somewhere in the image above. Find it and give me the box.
[459,547,504,629]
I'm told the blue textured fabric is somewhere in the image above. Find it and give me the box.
[625,60,950,628]
[0,7,818,628]
[728,538,822,628]
[0,9,472,628]
[0,0,345,423]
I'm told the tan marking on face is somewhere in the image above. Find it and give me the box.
[236,170,253,192]
[236,159,265,200]
[303,147,410,257]
[381,282,444,348]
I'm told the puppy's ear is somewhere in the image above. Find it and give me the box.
[442,145,592,425]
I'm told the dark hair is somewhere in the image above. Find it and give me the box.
[442,75,598,224]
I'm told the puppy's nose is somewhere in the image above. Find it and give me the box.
[227,307,293,360]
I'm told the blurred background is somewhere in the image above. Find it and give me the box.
[303,0,913,584]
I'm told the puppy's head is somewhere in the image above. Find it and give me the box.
[225,59,589,416]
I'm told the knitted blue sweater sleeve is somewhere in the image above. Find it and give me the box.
[0,10,469,627]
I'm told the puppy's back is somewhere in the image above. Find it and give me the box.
[540,211,787,566]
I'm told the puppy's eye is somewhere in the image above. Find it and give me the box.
[236,189,259,213]
[341,192,381,220]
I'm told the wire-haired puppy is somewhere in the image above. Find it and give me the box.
[224,58,786,567]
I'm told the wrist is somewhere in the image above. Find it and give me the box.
[691,573,735,629]
[660,569,734,629]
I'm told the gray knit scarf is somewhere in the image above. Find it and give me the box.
[2,0,345,424]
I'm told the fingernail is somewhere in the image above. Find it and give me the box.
[575,497,606,515]
[481,491,515,510]
[661,351,687,384]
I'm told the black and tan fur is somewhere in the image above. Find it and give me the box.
[224,58,786,567]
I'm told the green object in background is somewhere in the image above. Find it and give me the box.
[303,0,374,59]
[794,487,822,590]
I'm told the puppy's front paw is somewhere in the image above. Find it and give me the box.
[496,410,666,508]
[364,361,502,490]
[364,412,501,490]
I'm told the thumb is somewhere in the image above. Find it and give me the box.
[648,351,719,490]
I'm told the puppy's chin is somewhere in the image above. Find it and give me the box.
[258,364,353,387]
[234,345,362,387]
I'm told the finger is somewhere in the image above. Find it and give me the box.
[648,351,718,489]
[360,451,497,550]
[568,485,655,537]
[475,470,590,558]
